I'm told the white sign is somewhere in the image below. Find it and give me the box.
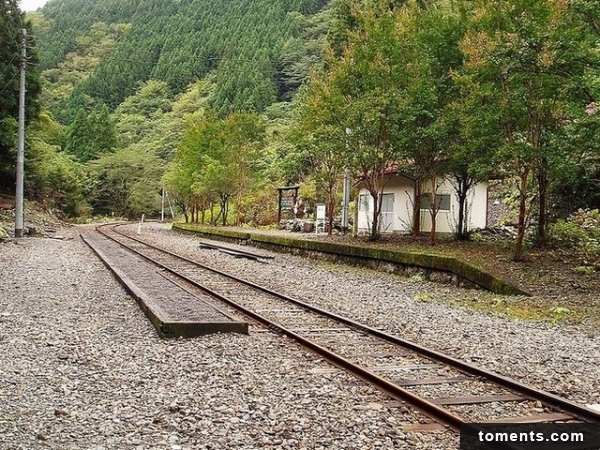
[316,204,326,220]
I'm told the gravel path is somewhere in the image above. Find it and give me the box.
[1,226,456,450]
[2,223,599,449]
[130,223,600,408]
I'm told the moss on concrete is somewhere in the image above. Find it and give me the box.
[173,223,251,241]
[172,224,529,296]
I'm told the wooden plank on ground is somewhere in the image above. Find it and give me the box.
[432,394,525,406]
[489,412,574,423]
[395,376,470,386]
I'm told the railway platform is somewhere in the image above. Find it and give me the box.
[81,231,248,338]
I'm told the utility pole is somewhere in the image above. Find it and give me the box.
[341,128,352,235]
[15,28,27,238]
[161,187,165,222]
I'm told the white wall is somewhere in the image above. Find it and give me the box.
[357,175,488,234]
[357,174,413,233]
[418,178,454,234]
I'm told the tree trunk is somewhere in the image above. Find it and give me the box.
[536,160,549,249]
[235,192,243,226]
[457,191,466,240]
[514,170,530,261]
[429,176,438,245]
[213,209,222,226]
[327,186,335,236]
[221,196,229,226]
[411,181,422,236]
[370,191,380,241]
[455,176,470,240]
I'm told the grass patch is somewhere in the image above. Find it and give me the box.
[451,295,586,326]
[413,292,432,303]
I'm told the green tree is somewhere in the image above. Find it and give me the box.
[445,90,500,240]
[223,112,267,225]
[302,1,457,239]
[64,104,117,162]
[88,145,163,218]
[392,3,465,243]
[33,0,324,115]
[460,0,600,259]
[169,110,266,226]
[162,160,197,223]
[25,110,89,217]
[292,76,347,235]
[337,5,407,240]
[39,21,130,122]
[0,1,41,190]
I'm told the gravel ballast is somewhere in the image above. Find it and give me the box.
[132,224,599,407]
[1,226,455,450]
[1,223,599,449]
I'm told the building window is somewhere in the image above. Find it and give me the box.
[358,194,370,211]
[420,193,451,211]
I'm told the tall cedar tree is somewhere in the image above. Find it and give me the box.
[34,0,328,120]
[0,0,41,190]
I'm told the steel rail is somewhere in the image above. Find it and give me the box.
[198,240,275,260]
[96,224,463,430]
[97,224,600,427]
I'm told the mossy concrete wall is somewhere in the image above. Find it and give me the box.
[172,224,530,296]
[174,223,251,243]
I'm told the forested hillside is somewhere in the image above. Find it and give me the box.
[31,0,328,122]
[2,0,599,265]
[8,0,329,225]
[0,0,41,191]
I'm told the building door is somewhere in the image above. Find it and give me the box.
[379,193,394,232]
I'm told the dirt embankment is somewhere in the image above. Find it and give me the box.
[0,197,67,239]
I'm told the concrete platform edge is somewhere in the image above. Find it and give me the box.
[81,233,248,338]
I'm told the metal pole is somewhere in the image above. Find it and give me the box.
[165,190,175,218]
[341,168,350,235]
[161,188,165,222]
[341,128,352,235]
[15,29,27,238]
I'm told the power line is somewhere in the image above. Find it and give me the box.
[0,51,38,95]
[0,71,19,96]
[0,53,19,79]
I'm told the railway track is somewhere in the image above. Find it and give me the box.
[93,223,600,438]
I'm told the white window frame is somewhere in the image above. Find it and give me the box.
[358,193,370,212]
[420,193,451,212]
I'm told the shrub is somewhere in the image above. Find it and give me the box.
[469,231,484,243]
[549,209,600,268]
[413,292,432,302]
[567,208,600,238]
[548,220,588,248]
[573,265,595,275]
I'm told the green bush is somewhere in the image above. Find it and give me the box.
[548,220,588,248]
[573,265,595,275]
[549,209,600,268]
[469,231,484,243]
[567,208,600,238]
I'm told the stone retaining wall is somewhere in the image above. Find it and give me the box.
[173,223,530,296]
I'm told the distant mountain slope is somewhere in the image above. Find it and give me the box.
[32,0,328,121]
